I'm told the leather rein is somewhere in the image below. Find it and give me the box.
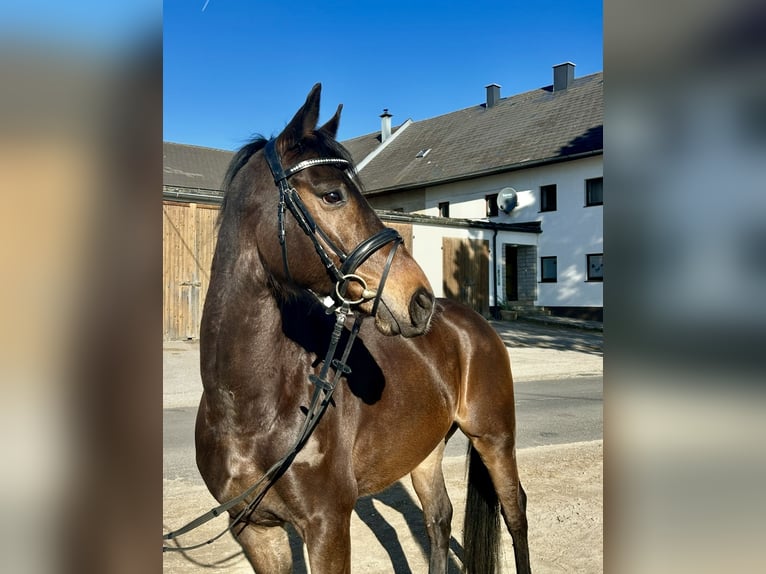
[163,139,402,552]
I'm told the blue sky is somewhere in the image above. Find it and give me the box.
[164,1,602,150]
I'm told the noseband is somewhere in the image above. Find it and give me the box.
[263,138,402,314]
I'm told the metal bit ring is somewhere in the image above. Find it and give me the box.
[335,274,369,305]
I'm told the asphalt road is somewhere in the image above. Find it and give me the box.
[164,375,602,481]
[164,318,602,481]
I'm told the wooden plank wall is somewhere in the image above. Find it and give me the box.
[442,237,490,317]
[161,207,415,340]
[163,207,492,336]
[163,201,219,340]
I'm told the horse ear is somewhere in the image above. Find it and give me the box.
[318,104,343,139]
[278,83,322,150]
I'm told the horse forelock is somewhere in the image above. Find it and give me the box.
[302,132,363,193]
[305,130,355,166]
[217,131,359,228]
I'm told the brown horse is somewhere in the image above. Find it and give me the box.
[194,84,530,573]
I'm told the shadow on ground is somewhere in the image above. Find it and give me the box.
[283,482,464,573]
[490,319,603,355]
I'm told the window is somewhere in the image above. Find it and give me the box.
[586,177,603,206]
[540,256,557,282]
[486,193,499,217]
[540,184,557,212]
[438,201,450,217]
[587,253,604,281]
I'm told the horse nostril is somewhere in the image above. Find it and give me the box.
[409,287,435,327]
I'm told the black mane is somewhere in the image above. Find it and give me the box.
[218,135,269,226]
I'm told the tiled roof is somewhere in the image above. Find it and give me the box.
[342,124,405,165]
[348,72,603,194]
[162,71,602,197]
[163,141,233,191]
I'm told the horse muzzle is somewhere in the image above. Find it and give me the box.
[372,285,434,338]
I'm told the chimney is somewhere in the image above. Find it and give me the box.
[485,83,501,108]
[380,109,392,142]
[553,62,575,92]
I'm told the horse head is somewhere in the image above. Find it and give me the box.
[227,84,434,337]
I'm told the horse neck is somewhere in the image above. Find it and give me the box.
[201,227,291,390]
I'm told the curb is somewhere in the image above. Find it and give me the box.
[510,315,603,332]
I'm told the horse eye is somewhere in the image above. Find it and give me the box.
[322,191,344,205]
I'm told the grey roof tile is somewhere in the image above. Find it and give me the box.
[163,141,233,191]
[342,124,406,163]
[352,72,602,193]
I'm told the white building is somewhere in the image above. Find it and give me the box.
[344,63,603,320]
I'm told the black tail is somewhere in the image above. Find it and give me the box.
[463,444,501,573]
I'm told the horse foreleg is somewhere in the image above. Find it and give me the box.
[231,521,293,574]
[410,439,453,573]
[303,511,353,574]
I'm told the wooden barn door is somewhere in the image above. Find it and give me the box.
[442,237,490,317]
[163,202,219,340]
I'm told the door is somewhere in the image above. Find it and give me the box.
[163,201,218,340]
[505,245,518,301]
[442,237,490,316]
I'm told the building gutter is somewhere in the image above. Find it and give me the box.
[163,187,224,205]
[377,209,541,233]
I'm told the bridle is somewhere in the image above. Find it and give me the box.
[263,138,402,315]
[163,138,404,553]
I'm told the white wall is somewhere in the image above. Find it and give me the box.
[419,156,603,308]
[409,222,537,304]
